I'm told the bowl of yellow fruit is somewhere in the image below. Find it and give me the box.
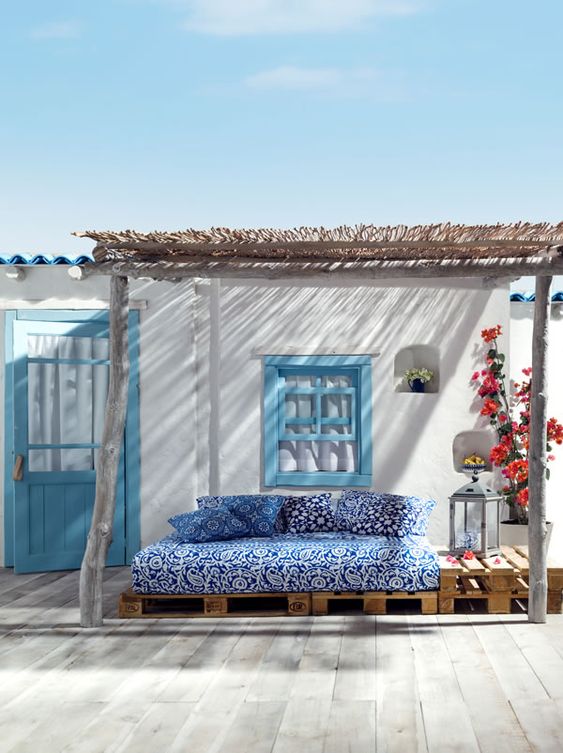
[462,454,486,474]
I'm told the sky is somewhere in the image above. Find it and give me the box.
[1,0,563,256]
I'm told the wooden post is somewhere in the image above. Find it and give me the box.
[79,275,130,627]
[528,275,552,623]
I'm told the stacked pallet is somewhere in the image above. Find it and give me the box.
[439,544,563,614]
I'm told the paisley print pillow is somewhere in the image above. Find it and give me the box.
[197,495,285,537]
[283,493,336,534]
[336,490,436,536]
[168,507,249,543]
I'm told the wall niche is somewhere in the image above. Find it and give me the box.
[393,344,440,393]
[452,429,496,473]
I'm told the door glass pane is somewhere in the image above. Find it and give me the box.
[28,363,109,445]
[28,335,109,360]
[28,448,99,472]
[320,424,351,435]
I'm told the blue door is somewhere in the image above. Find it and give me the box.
[7,312,139,573]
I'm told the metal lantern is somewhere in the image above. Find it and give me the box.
[449,471,502,556]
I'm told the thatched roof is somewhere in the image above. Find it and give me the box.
[74,222,563,280]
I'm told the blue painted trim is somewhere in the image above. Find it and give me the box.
[3,312,16,566]
[125,310,141,563]
[265,355,372,367]
[18,310,109,322]
[28,443,101,450]
[359,358,373,479]
[275,472,372,487]
[263,355,373,488]
[263,365,279,487]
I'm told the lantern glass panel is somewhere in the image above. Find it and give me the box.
[487,499,500,549]
[454,499,482,550]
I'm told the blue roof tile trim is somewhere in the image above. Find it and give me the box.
[0,254,93,266]
[510,292,563,302]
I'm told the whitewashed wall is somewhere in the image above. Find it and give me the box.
[510,301,563,558]
[0,269,510,564]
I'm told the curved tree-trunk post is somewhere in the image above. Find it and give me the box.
[80,275,130,627]
[528,274,552,623]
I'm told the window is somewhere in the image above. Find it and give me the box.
[263,355,372,487]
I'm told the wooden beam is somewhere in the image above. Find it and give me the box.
[79,275,130,627]
[87,254,563,282]
[95,239,563,254]
[528,274,552,623]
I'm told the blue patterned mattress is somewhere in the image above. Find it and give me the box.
[131,532,440,594]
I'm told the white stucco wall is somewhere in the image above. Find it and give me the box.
[510,301,563,558]
[0,268,511,564]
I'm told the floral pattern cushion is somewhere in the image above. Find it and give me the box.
[197,495,285,537]
[168,507,249,543]
[131,531,440,594]
[282,493,336,534]
[336,490,436,537]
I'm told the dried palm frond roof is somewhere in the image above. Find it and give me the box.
[73,222,563,281]
[75,222,563,265]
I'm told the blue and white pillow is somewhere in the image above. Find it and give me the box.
[197,495,285,537]
[283,493,336,534]
[168,507,249,543]
[336,490,436,537]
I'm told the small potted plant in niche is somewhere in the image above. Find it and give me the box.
[404,367,434,393]
[470,325,563,548]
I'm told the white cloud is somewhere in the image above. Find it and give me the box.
[179,0,422,36]
[29,21,81,40]
[245,65,380,93]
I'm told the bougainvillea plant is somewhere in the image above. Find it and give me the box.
[471,325,563,524]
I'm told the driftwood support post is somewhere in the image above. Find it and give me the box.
[528,274,552,623]
[80,275,130,627]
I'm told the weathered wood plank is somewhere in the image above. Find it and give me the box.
[474,615,563,751]
[80,274,130,628]
[409,614,481,753]
[439,614,533,753]
[528,274,552,623]
[375,616,428,753]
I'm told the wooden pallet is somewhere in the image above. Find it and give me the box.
[439,544,563,614]
[312,590,438,615]
[118,589,311,618]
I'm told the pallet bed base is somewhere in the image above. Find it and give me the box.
[438,544,563,615]
[118,588,438,619]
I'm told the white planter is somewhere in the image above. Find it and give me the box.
[500,520,553,553]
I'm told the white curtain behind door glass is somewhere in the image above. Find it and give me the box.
[278,375,357,473]
[27,335,109,471]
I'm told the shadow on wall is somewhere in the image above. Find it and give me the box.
[211,279,497,502]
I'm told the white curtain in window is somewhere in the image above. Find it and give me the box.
[278,375,357,473]
[27,335,108,471]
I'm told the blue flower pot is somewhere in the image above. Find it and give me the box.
[409,378,426,393]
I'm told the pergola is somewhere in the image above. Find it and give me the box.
[74,221,563,627]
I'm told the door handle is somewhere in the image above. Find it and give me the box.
[13,455,24,481]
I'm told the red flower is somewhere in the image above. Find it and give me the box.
[502,459,528,483]
[516,488,529,507]
[522,367,532,376]
[490,443,510,466]
[471,371,480,381]
[481,325,503,343]
[547,417,563,445]
[463,550,476,560]
[480,399,500,417]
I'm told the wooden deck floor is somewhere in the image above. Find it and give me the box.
[2,568,563,753]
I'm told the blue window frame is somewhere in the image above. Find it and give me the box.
[263,355,372,487]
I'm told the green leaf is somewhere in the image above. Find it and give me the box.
[497,353,506,362]
[546,468,551,480]
[488,349,497,358]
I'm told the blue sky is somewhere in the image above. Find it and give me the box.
[1,0,563,255]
